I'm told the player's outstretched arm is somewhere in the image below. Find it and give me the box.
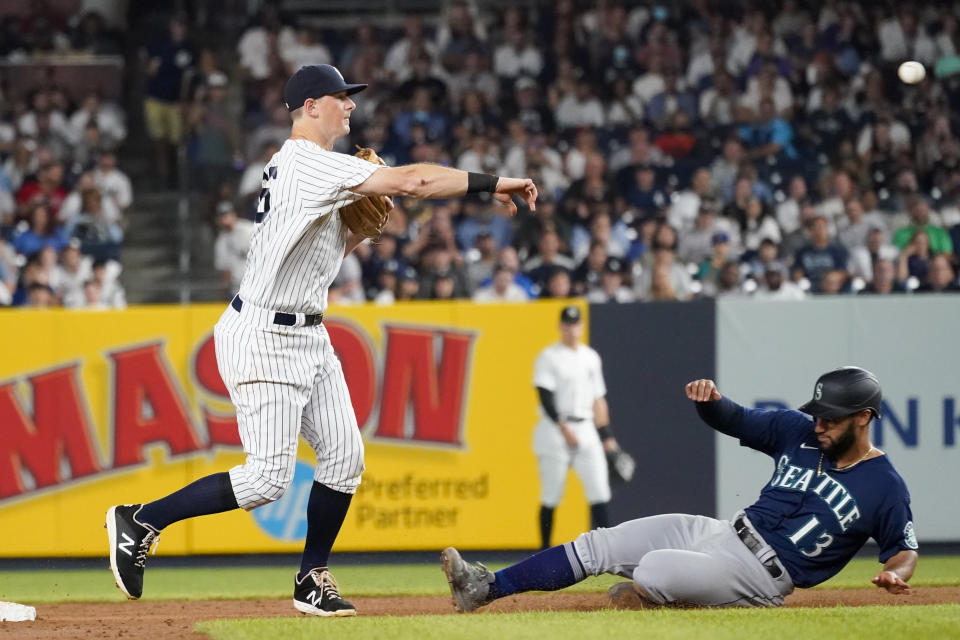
[686,379,747,438]
[685,379,722,402]
[871,550,917,595]
[350,165,537,215]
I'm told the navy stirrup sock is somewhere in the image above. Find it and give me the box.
[491,542,586,599]
[299,482,353,579]
[539,505,555,549]
[137,472,239,531]
[590,502,611,529]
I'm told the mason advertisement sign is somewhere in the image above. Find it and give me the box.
[0,301,589,556]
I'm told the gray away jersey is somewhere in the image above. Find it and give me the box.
[238,138,381,314]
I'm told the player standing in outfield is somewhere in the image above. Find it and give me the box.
[106,64,537,616]
[532,305,621,549]
[443,367,917,610]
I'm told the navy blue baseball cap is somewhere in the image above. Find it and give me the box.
[604,256,627,274]
[283,64,367,111]
[711,231,730,245]
[382,259,401,275]
[560,305,582,324]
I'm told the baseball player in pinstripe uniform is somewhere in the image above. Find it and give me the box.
[106,64,537,616]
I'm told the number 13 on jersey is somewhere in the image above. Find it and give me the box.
[788,516,834,557]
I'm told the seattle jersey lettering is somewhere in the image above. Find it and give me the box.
[770,456,861,532]
[769,455,864,558]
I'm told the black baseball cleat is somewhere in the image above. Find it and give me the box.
[293,568,357,617]
[105,504,160,600]
[441,546,495,612]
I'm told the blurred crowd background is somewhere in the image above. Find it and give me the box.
[3,0,960,309]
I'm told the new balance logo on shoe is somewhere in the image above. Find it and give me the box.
[106,504,160,600]
[292,569,357,617]
[118,532,136,557]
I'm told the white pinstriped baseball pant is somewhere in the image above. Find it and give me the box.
[213,301,364,510]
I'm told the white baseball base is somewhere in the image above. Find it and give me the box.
[0,601,37,622]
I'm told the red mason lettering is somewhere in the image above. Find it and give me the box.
[326,319,377,429]
[192,334,240,447]
[110,343,200,467]
[0,364,101,499]
[375,327,475,445]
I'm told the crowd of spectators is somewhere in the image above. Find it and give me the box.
[201,1,960,303]
[0,4,129,308]
[16,1,960,307]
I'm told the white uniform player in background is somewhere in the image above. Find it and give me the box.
[533,305,621,549]
[106,64,538,617]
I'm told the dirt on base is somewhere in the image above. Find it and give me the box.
[2,587,957,640]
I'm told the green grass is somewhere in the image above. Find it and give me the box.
[0,564,620,603]
[196,605,960,640]
[812,555,960,589]
[1,556,957,603]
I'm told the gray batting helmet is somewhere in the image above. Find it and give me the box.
[798,366,883,419]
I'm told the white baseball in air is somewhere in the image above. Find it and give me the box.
[898,61,926,84]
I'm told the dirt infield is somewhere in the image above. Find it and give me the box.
[3,587,957,639]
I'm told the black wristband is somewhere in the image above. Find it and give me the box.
[597,425,613,441]
[537,387,560,424]
[467,172,500,194]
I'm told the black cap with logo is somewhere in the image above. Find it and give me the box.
[560,305,582,324]
[798,366,883,419]
[283,64,367,111]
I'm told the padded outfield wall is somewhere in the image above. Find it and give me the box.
[0,300,592,556]
[0,297,956,556]
[588,301,716,525]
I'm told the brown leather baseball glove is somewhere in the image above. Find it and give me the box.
[340,146,390,238]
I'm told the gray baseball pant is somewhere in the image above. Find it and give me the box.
[573,511,795,607]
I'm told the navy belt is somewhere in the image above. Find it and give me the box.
[231,296,323,327]
[734,516,783,579]
[562,416,588,423]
